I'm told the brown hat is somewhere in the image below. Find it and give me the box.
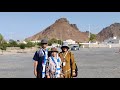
[51,47,58,53]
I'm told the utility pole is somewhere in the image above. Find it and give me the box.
[88,24,90,48]
[61,29,62,46]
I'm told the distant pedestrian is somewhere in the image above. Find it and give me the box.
[33,38,49,78]
[59,43,77,78]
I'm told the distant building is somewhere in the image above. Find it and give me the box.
[21,41,27,44]
[30,40,40,43]
[52,43,60,47]
[103,36,120,44]
[63,39,76,45]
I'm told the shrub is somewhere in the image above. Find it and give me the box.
[9,39,18,47]
[19,43,26,49]
[26,41,35,48]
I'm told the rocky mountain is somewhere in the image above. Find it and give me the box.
[25,18,89,42]
[97,23,120,42]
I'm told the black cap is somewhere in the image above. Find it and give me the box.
[41,38,48,44]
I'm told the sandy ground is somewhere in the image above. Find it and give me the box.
[0,47,120,78]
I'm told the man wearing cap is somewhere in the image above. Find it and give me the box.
[33,38,49,78]
[59,43,76,78]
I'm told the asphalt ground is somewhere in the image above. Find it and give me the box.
[0,47,120,78]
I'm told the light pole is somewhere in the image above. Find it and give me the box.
[88,24,90,48]
[61,29,63,46]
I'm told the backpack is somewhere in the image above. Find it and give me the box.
[70,52,78,77]
[74,62,78,77]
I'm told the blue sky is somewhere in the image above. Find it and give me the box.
[0,12,120,41]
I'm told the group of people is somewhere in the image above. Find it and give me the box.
[33,38,77,78]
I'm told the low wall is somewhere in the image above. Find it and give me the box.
[81,44,120,48]
[1,47,38,54]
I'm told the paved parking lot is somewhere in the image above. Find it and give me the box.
[73,48,120,78]
[0,47,120,78]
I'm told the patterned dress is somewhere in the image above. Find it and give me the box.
[46,56,63,78]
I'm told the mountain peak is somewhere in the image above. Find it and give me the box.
[110,23,120,27]
[25,18,89,42]
[97,23,120,42]
[55,18,69,23]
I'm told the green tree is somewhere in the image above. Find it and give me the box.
[51,38,58,43]
[57,40,63,45]
[89,34,97,42]
[48,38,63,46]
[48,38,57,46]
[0,34,7,54]
[9,39,18,47]
[0,42,7,55]
[0,33,4,45]
[37,42,41,46]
